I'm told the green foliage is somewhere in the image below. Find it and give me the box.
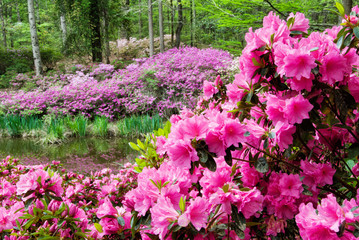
[64,115,88,137]
[117,114,164,137]
[92,116,109,138]
[129,120,170,172]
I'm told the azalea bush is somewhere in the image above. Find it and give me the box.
[3,4,359,240]
[0,47,233,119]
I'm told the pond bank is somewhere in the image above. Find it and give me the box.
[0,137,137,174]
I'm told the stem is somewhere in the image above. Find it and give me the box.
[227,214,230,240]
[244,142,302,171]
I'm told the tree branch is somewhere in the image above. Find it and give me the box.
[263,0,287,18]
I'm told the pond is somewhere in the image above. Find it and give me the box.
[0,137,138,174]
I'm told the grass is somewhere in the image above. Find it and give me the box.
[92,116,108,137]
[0,113,165,143]
[117,114,164,137]
[0,115,43,137]
[65,115,88,137]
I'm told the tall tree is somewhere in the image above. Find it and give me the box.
[101,0,110,63]
[170,0,174,46]
[175,0,183,48]
[0,0,6,48]
[16,0,21,22]
[139,0,142,38]
[190,0,195,46]
[148,0,154,56]
[343,0,353,15]
[158,0,164,52]
[58,0,67,49]
[27,0,42,75]
[89,0,102,62]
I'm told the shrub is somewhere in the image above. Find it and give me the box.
[0,47,233,118]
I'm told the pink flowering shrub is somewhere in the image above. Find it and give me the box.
[0,156,138,239]
[0,47,233,118]
[3,4,359,240]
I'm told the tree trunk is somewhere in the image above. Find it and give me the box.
[121,0,131,40]
[139,0,142,38]
[148,0,154,56]
[89,0,102,62]
[35,0,40,24]
[175,0,183,48]
[59,0,67,50]
[101,0,110,64]
[339,0,352,23]
[16,0,21,22]
[190,0,195,46]
[158,0,164,52]
[343,0,352,15]
[170,0,174,46]
[27,0,42,76]
[0,0,6,48]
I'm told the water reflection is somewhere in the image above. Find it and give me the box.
[0,138,137,174]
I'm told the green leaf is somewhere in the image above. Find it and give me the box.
[198,149,208,163]
[94,223,103,233]
[309,47,319,52]
[231,205,246,239]
[129,142,140,151]
[244,131,250,137]
[222,184,229,193]
[179,196,186,213]
[336,1,345,17]
[117,217,126,227]
[74,232,89,238]
[268,131,275,139]
[337,35,344,49]
[354,27,359,39]
[38,237,60,240]
[137,139,145,150]
[344,33,353,47]
[224,148,232,166]
[205,154,217,172]
[348,143,359,159]
[287,17,295,28]
[263,138,269,149]
[255,157,269,173]
[251,57,261,67]
[24,197,35,210]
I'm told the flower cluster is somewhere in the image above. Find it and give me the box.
[1,47,233,118]
[0,156,138,239]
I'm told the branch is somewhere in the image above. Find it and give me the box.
[263,0,287,18]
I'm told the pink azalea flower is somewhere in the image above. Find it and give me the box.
[274,121,296,150]
[0,179,16,198]
[265,94,287,125]
[285,94,313,124]
[287,75,313,92]
[278,173,303,198]
[287,12,309,32]
[317,194,345,232]
[235,188,264,219]
[282,48,316,79]
[167,139,199,169]
[203,80,218,100]
[151,196,179,240]
[221,119,246,148]
[97,197,118,219]
[178,197,209,231]
[206,131,226,156]
[320,52,348,85]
